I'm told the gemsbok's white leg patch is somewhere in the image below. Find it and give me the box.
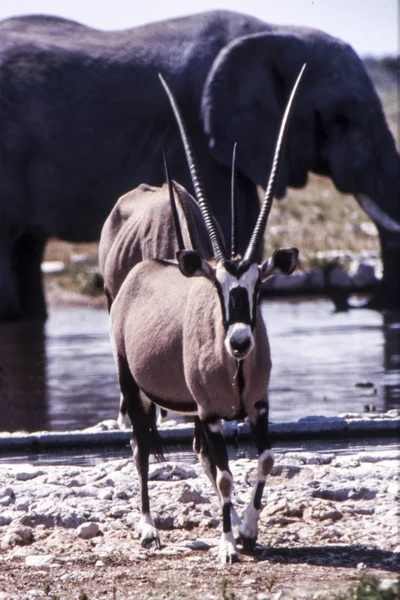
[139,513,161,549]
[240,450,275,544]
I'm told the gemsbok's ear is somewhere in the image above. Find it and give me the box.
[260,247,299,282]
[176,250,215,279]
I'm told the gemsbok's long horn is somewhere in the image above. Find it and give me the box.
[159,73,227,263]
[244,63,307,263]
[162,149,185,252]
[231,142,238,260]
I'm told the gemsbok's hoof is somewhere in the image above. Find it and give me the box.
[140,528,161,549]
[238,505,259,552]
[239,533,257,553]
[140,517,161,549]
[219,532,239,565]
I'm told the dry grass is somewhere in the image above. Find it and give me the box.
[44,175,382,276]
[44,240,99,264]
[264,174,380,267]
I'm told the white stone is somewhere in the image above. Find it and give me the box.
[97,489,113,500]
[77,522,100,540]
[0,496,14,507]
[177,484,209,504]
[41,260,65,273]
[25,554,54,567]
[387,482,399,495]
[15,468,44,481]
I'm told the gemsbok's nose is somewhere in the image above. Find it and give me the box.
[225,323,255,359]
[230,336,252,358]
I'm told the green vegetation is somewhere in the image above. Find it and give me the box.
[332,575,399,600]
[42,581,60,600]
[221,578,236,600]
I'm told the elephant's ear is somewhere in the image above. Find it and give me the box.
[201,31,315,196]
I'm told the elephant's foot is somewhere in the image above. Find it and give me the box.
[219,531,239,565]
[364,285,399,311]
[139,514,161,549]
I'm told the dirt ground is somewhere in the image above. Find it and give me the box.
[0,541,397,600]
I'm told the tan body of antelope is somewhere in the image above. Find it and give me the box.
[109,66,305,563]
[99,180,216,310]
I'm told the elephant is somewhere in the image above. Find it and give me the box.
[0,10,398,320]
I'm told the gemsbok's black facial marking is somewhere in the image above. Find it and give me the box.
[223,259,253,279]
[228,286,251,325]
[251,279,261,329]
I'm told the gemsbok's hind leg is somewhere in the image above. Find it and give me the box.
[193,417,217,491]
[239,400,274,551]
[201,419,239,564]
[116,355,162,549]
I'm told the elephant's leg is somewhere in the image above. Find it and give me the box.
[371,229,400,310]
[0,241,22,321]
[199,158,261,260]
[215,173,261,260]
[239,400,274,552]
[13,232,47,320]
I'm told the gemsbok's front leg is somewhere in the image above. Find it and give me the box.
[194,418,243,540]
[239,400,274,551]
[203,419,239,564]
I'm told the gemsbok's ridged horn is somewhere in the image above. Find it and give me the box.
[231,142,238,260]
[159,73,227,263]
[244,63,307,263]
[162,149,185,252]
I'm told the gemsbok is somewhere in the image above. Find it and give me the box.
[109,65,305,563]
[99,168,219,311]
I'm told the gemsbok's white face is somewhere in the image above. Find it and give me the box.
[176,248,298,361]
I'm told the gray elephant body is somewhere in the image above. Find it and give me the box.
[0,10,398,319]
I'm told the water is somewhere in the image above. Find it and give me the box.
[0,299,398,433]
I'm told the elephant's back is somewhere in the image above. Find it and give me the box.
[0,10,270,60]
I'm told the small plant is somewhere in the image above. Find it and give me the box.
[43,582,51,596]
[221,578,236,600]
[265,574,278,592]
[333,575,399,600]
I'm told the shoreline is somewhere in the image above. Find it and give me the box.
[1,412,399,453]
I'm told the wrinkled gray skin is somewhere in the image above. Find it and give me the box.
[98,181,216,309]
[0,10,398,320]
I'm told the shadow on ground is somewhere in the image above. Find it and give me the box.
[256,545,398,572]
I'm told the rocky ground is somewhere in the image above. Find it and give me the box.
[0,440,398,600]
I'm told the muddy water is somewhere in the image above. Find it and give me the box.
[0,299,398,432]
